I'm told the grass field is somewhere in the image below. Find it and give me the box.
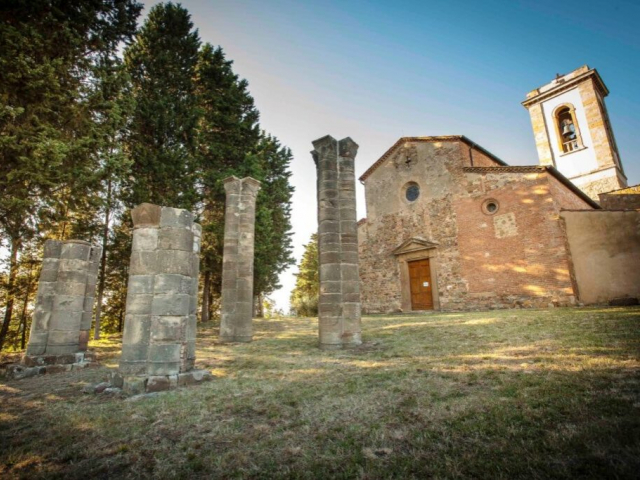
[1,307,639,479]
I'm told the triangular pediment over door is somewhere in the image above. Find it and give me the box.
[393,237,439,256]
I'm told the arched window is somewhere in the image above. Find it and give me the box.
[554,104,583,154]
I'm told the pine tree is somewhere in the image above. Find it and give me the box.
[0,0,141,350]
[100,217,132,334]
[289,234,319,317]
[252,135,295,314]
[123,2,201,210]
[91,56,136,339]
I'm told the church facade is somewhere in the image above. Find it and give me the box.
[357,66,639,313]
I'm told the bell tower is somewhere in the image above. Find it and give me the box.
[522,65,627,201]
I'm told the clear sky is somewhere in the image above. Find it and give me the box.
[143,0,640,311]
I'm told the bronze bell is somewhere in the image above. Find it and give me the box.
[562,124,573,137]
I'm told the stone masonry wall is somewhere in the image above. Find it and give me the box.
[313,135,362,348]
[359,141,468,312]
[26,239,101,357]
[599,185,640,210]
[546,174,595,211]
[119,203,202,392]
[219,176,261,343]
[358,139,583,313]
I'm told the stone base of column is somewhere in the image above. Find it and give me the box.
[319,332,362,350]
[6,351,99,379]
[219,335,253,343]
[112,369,213,395]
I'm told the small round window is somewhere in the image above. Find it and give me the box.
[481,199,500,215]
[405,183,420,202]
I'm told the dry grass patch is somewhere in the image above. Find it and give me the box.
[1,307,639,479]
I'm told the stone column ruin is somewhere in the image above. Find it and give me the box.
[117,203,209,394]
[20,239,100,373]
[219,176,261,343]
[312,135,362,349]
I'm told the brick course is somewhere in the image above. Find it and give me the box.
[358,138,593,312]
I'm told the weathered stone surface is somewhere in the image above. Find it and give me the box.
[151,294,190,316]
[119,203,203,390]
[122,376,147,395]
[132,227,158,251]
[25,239,100,360]
[146,376,173,392]
[357,137,592,313]
[220,177,261,343]
[131,203,162,227]
[312,136,362,349]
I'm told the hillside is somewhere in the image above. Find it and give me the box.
[2,307,639,479]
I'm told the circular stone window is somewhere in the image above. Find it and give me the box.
[405,183,420,202]
[481,198,500,215]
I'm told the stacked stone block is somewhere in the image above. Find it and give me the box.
[219,176,261,343]
[312,135,362,349]
[118,203,207,394]
[19,239,101,374]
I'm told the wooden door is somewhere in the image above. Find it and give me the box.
[409,259,433,310]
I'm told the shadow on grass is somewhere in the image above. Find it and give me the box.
[1,306,639,478]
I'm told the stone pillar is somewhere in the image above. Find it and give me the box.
[23,239,101,369]
[312,135,362,349]
[118,203,209,394]
[219,176,261,343]
[80,247,101,351]
[26,240,62,356]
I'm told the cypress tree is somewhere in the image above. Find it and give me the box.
[290,234,319,317]
[194,43,260,321]
[123,2,201,210]
[252,135,295,315]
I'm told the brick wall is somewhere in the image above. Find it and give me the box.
[358,139,585,312]
[599,185,640,210]
[546,174,594,210]
[456,171,577,309]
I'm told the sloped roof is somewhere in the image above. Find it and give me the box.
[602,184,640,195]
[358,135,507,183]
[463,165,601,209]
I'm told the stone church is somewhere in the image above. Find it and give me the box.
[357,66,640,313]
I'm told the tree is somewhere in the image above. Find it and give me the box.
[123,2,201,210]
[0,0,141,351]
[194,43,260,322]
[91,56,136,339]
[289,234,319,317]
[99,217,132,334]
[252,135,295,315]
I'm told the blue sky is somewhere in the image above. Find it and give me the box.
[143,0,640,310]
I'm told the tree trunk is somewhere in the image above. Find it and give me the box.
[117,308,124,333]
[93,177,112,340]
[0,237,21,351]
[254,294,264,318]
[201,270,210,323]
[19,262,34,350]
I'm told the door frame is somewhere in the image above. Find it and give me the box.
[393,238,440,312]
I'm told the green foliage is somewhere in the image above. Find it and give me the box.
[99,216,131,333]
[195,42,261,317]
[194,43,294,318]
[290,234,319,317]
[0,0,295,347]
[0,0,141,350]
[123,2,201,210]
[252,135,295,296]
[0,0,142,242]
